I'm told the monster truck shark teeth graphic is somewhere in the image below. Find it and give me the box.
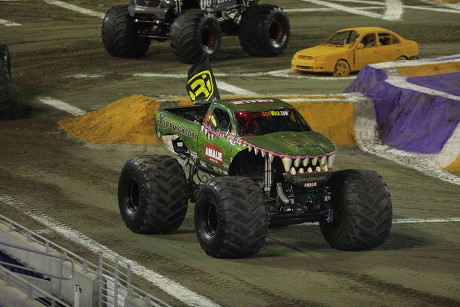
[200,123,335,174]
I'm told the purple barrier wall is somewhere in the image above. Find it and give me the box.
[345,65,460,154]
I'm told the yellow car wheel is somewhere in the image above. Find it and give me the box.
[333,60,350,77]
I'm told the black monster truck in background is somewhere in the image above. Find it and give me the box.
[0,44,11,114]
[101,0,290,63]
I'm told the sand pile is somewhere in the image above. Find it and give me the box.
[59,95,161,145]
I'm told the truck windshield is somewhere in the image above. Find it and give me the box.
[235,109,311,137]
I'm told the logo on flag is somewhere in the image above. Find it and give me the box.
[186,54,220,103]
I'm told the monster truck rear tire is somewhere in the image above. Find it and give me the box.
[118,155,188,234]
[238,5,290,57]
[102,5,151,58]
[170,11,221,64]
[320,170,392,250]
[0,44,11,113]
[195,176,268,258]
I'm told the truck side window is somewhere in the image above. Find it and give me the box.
[213,108,231,131]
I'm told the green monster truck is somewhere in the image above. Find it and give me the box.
[0,44,11,114]
[118,102,392,258]
[101,0,290,63]
[117,57,392,258]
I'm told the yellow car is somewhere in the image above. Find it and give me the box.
[291,27,418,77]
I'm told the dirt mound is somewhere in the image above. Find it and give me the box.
[59,95,161,145]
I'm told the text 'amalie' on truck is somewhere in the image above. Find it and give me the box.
[117,57,392,258]
[101,0,290,63]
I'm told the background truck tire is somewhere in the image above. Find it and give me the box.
[102,5,151,58]
[0,44,11,113]
[194,176,268,258]
[238,5,290,57]
[320,169,392,250]
[170,11,221,64]
[118,155,188,234]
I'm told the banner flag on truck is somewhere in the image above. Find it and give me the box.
[186,53,220,103]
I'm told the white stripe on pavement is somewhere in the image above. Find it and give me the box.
[297,217,460,227]
[0,18,21,26]
[42,0,106,19]
[383,0,403,20]
[37,97,86,116]
[301,0,383,19]
[216,80,257,96]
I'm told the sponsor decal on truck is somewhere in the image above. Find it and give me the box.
[204,143,223,165]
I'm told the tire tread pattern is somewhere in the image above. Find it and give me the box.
[238,4,289,57]
[195,176,268,258]
[118,155,188,234]
[170,11,221,64]
[320,169,392,250]
[101,5,150,58]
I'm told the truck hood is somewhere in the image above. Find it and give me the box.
[243,131,335,157]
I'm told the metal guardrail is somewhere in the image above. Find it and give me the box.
[0,264,70,307]
[0,214,171,307]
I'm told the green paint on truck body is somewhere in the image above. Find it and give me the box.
[155,98,336,180]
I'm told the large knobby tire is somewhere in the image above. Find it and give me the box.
[332,60,350,77]
[320,169,392,250]
[195,176,268,258]
[170,11,221,64]
[238,5,290,57]
[102,5,151,58]
[118,155,189,234]
[0,44,11,113]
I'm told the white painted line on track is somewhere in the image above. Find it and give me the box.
[216,80,257,96]
[383,0,403,20]
[300,0,383,19]
[285,6,383,13]
[0,18,21,26]
[296,217,460,227]
[42,0,105,19]
[392,217,460,224]
[0,194,220,307]
[287,4,460,14]
[37,97,86,116]
[133,70,355,80]
[421,0,460,10]
[68,74,104,79]
[404,5,460,13]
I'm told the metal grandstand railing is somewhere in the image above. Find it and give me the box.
[0,214,171,307]
[0,264,70,307]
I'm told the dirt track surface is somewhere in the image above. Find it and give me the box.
[1,0,460,306]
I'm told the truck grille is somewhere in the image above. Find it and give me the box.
[136,0,161,7]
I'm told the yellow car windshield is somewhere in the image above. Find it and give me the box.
[322,30,359,46]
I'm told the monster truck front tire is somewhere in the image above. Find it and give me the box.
[170,11,221,64]
[195,176,268,258]
[118,155,188,234]
[0,44,11,113]
[239,5,290,57]
[320,169,392,250]
[101,5,151,58]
